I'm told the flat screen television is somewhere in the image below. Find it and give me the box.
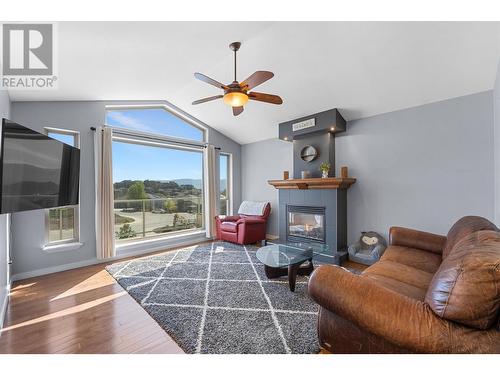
[0,118,80,214]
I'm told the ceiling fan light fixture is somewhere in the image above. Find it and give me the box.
[223,91,249,107]
[192,42,282,116]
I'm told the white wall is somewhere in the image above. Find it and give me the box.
[242,91,495,245]
[241,139,293,236]
[0,90,11,328]
[10,100,242,279]
[494,59,500,226]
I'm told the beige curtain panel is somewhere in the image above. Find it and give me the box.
[204,144,217,239]
[94,126,116,259]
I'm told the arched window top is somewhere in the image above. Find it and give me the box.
[105,106,205,142]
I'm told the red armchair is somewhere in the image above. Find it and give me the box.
[215,201,271,244]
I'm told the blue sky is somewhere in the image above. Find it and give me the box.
[112,141,203,182]
[106,108,203,141]
[106,109,210,183]
[47,132,75,146]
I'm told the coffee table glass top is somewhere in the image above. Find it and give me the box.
[256,241,331,268]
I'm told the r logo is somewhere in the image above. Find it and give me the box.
[2,24,53,76]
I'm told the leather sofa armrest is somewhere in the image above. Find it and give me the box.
[389,226,446,255]
[216,215,240,223]
[237,217,266,225]
[308,265,497,353]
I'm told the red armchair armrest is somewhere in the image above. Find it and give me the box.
[237,217,266,225]
[216,215,240,222]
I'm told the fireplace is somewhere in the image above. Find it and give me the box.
[271,108,354,265]
[287,205,326,243]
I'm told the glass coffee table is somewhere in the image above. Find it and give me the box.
[256,241,337,292]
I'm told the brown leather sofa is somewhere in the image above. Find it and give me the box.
[308,216,500,353]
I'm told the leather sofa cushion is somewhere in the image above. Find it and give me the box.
[425,230,500,329]
[363,260,434,298]
[362,273,427,300]
[220,221,238,233]
[443,216,498,258]
[381,246,442,274]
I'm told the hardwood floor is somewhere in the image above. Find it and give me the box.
[0,255,184,354]
[0,242,367,354]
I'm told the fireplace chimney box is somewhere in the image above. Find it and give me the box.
[279,108,346,179]
[278,108,346,141]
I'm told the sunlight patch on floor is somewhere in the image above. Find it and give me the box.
[1,290,127,333]
[50,270,115,301]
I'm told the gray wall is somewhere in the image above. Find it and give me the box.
[336,91,494,243]
[242,91,495,244]
[494,60,500,226]
[241,138,293,236]
[10,101,241,278]
[0,90,11,325]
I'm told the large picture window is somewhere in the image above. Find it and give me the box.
[44,128,80,245]
[107,106,207,243]
[112,140,204,242]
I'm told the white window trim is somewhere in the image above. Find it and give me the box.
[220,152,233,216]
[43,127,81,248]
[112,134,206,247]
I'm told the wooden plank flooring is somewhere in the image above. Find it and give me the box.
[0,241,366,354]
[0,254,184,354]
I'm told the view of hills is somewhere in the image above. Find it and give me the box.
[171,179,202,189]
[114,178,227,201]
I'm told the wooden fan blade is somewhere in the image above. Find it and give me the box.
[233,106,244,116]
[194,73,228,90]
[192,95,223,105]
[240,71,274,90]
[248,91,283,105]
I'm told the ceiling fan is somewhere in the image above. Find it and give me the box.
[192,41,283,116]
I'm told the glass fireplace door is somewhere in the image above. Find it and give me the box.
[287,206,326,243]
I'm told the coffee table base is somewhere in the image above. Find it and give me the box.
[264,259,314,292]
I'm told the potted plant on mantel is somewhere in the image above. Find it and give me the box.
[319,162,331,178]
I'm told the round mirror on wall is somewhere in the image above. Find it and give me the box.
[300,145,318,162]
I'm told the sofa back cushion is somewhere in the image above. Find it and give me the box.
[425,230,500,329]
[443,216,498,258]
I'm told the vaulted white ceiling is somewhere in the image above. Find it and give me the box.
[9,22,500,144]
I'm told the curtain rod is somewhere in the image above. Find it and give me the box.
[90,126,221,150]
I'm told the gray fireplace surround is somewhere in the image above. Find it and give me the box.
[278,189,347,264]
[274,108,350,264]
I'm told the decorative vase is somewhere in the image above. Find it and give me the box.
[322,170,329,178]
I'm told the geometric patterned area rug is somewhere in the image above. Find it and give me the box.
[106,241,320,354]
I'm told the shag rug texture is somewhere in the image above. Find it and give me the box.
[106,241,321,354]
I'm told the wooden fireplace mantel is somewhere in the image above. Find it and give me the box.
[268,177,356,190]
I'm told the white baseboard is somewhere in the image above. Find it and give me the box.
[11,258,99,282]
[11,236,209,282]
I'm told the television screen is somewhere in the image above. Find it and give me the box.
[0,119,80,214]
